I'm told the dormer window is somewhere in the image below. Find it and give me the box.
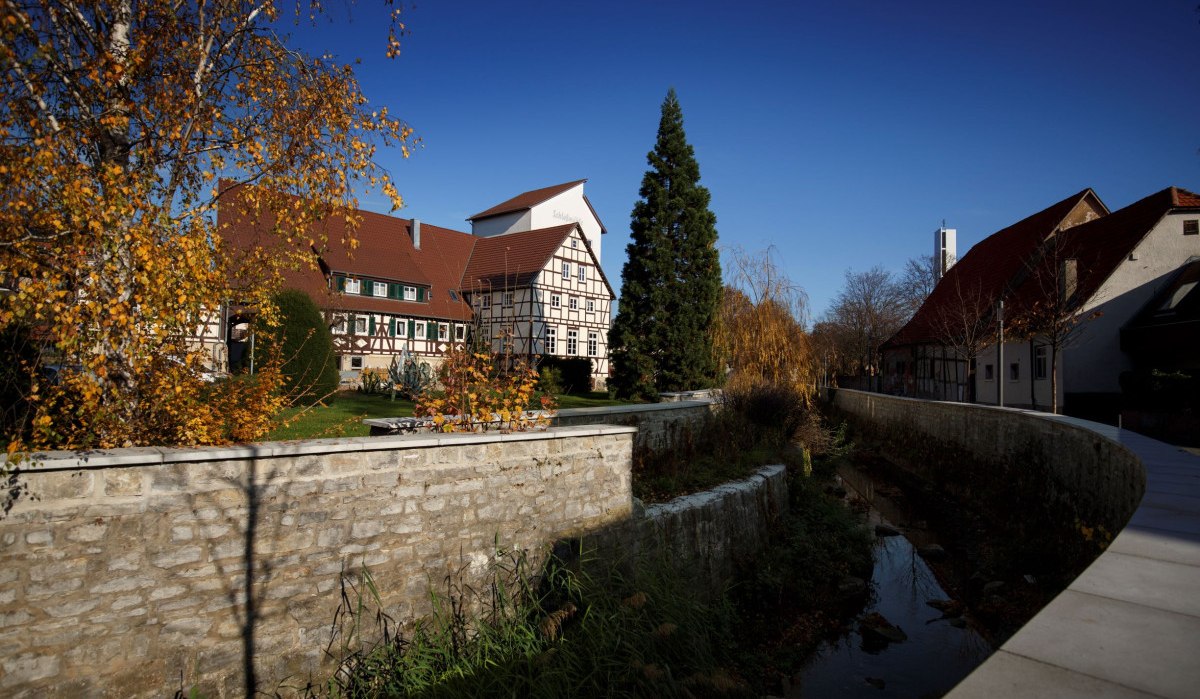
[373,282,387,297]
[403,285,417,301]
[344,278,361,294]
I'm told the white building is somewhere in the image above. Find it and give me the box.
[214,181,615,390]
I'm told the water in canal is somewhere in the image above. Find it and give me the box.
[789,463,993,698]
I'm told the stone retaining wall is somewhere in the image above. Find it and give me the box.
[0,427,635,697]
[0,400,786,698]
[554,400,716,450]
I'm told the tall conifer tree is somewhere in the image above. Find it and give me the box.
[609,89,721,398]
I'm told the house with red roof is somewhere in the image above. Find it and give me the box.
[210,181,615,390]
[882,186,1200,420]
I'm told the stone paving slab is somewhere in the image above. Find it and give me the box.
[998,591,1200,699]
[948,650,1161,699]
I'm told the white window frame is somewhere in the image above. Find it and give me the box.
[566,329,578,355]
[551,294,561,308]
[586,299,595,313]
[348,356,364,370]
[562,262,570,280]
[373,281,388,297]
[568,296,578,310]
[577,265,586,283]
[455,324,465,341]
[403,285,417,301]
[438,323,449,341]
[587,331,598,357]
[396,318,408,338]
[546,327,557,354]
[353,316,367,335]
[344,278,361,294]
[481,294,491,309]
[415,322,426,340]
[502,292,514,307]
[333,316,347,334]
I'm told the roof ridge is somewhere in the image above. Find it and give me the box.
[468,180,587,221]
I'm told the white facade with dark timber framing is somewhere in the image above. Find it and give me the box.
[216,181,615,389]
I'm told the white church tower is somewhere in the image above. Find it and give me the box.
[935,222,957,280]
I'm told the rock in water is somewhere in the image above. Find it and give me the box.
[859,612,908,644]
[874,523,901,537]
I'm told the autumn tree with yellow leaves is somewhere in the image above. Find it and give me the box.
[0,0,414,450]
[715,247,815,400]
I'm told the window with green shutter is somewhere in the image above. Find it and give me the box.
[408,319,415,337]
[368,316,375,336]
[389,318,396,337]
[427,321,435,338]
[417,287,425,302]
[336,276,345,291]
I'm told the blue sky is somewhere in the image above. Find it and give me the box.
[288,0,1200,321]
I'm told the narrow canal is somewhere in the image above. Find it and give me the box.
[790,462,993,698]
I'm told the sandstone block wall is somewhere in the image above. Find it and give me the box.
[0,427,635,697]
[554,400,715,450]
[828,389,1145,532]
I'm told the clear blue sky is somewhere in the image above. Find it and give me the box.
[289,0,1200,321]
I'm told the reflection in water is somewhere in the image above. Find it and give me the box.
[792,466,992,698]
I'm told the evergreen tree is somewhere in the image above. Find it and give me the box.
[609,89,722,399]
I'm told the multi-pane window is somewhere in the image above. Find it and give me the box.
[373,282,388,297]
[348,356,364,370]
[546,327,557,354]
[568,297,578,310]
[503,292,514,307]
[403,285,417,301]
[1034,346,1048,380]
[481,294,491,309]
[587,331,598,357]
[353,316,367,334]
[566,329,578,355]
[415,322,426,339]
[551,294,561,308]
[586,299,595,313]
[577,265,586,282]
[344,278,361,294]
[562,262,570,280]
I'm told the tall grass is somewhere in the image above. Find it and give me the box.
[320,546,755,699]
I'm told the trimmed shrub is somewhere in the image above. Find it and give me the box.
[537,356,592,394]
[262,289,339,406]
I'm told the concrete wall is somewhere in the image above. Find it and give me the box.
[0,427,635,697]
[828,388,1200,698]
[827,388,1144,531]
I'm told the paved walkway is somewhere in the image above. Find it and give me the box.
[948,418,1200,698]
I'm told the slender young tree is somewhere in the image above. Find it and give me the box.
[609,89,721,398]
[0,0,413,449]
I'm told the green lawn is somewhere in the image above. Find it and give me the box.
[266,390,639,441]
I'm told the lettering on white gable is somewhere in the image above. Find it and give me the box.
[552,209,579,224]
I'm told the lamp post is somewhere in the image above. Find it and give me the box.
[997,299,1004,408]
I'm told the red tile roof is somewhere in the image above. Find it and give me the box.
[219,183,616,320]
[1007,186,1200,320]
[885,188,1106,348]
[468,180,587,221]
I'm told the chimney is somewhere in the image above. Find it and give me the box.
[411,219,421,249]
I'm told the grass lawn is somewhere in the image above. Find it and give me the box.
[266,390,640,441]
